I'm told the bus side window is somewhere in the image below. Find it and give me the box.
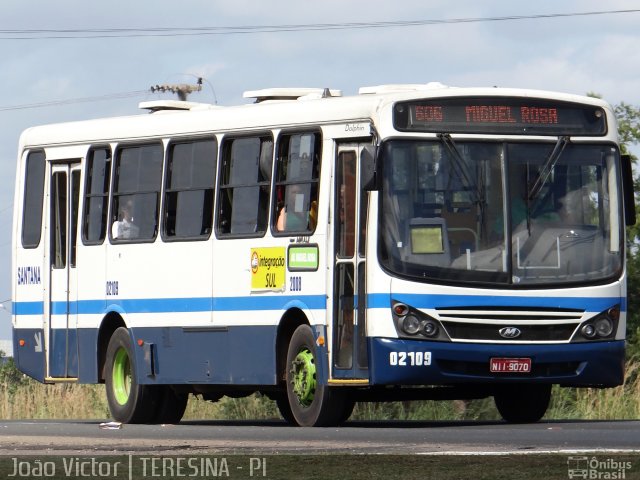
[21,150,46,248]
[273,132,321,234]
[216,135,273,236]
[82,147,111,245]
[111,144,163,242]
[163,138,217,240]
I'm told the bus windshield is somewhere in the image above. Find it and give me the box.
[379,140,623,286]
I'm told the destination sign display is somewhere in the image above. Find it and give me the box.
[393,97,606,135]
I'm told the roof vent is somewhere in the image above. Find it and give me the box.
[138,100,219,113]
[243,88,342,103]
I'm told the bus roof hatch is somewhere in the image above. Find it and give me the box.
[138,100,219,112]
[243,88,342,103]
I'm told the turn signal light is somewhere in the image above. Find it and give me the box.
[19,339,25,347]
[393,303,409,316]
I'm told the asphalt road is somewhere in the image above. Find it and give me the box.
[0,419,638,455]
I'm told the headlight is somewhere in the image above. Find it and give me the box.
[594,317,614,338]
[391,300,450,341]
[422,320,439,337]
[576,305,620,342]
[581,324,596,339]
[401,315,421,335]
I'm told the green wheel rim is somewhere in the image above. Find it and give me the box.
[112,347,132,406]
[290,347,316,407]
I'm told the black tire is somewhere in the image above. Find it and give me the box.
[285,324,349,427]
[494,384,552,423]
[104,327,159,424]
[275,394,296,425]
[339,399,356,424]
[154,387,189,424]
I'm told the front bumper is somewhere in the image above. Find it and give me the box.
[369,337,625,387]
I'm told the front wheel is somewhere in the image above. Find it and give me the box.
[285,324,349,427]
[104,327,159,423]
[494,384,552,423]
[275,394,296,425]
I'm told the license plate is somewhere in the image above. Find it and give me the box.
[490,357,532,373]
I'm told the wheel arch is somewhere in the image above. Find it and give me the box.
[276,308,309,385]
[97,311,127,383]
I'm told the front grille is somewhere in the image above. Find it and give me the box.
[436,305,584,319]
[433,306,585,343]
[442,321,577,342]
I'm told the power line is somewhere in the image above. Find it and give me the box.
[0,80,210,112]
[0,8,637,113]
[0,90,148,112]
[1,9,639,40]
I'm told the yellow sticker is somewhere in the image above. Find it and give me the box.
[251,247,286,291]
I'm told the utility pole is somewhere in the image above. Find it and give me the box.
[150,77,202,101]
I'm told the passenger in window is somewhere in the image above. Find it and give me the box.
[277,184,317,232]
[112,199,140,240]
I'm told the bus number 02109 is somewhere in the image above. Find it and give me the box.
[389,351,432,366]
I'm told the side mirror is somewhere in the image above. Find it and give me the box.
[360,144,378,191]
[621,154,636,226]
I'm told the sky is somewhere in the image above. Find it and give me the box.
[1,0,640,345]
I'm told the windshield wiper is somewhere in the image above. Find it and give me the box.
[437,133,481,201]
[438,133,487,237]
[528,136,570,202]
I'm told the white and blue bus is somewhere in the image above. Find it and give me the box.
[12,83,635,426]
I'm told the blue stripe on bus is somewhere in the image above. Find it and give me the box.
[214,295,326,311]
[17,294,328,316]
[367,293,625,312]
[15,293,624,317]
[13,302,44,315]
[51,302,70,315]
[77,300,107,314]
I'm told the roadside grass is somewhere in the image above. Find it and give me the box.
[1,358,638,422]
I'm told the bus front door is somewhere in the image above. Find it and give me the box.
[47,162,81,379]
[332,144,369,380]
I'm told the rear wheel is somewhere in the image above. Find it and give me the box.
[153,387,188,424]
[105,327,158,423]
[494,384,552,423]
[285,324,349,427]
